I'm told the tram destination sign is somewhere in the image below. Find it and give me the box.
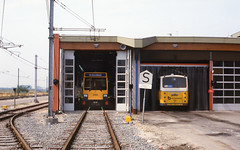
[139,70,153,89]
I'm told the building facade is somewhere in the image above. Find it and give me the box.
[52,35,240,112]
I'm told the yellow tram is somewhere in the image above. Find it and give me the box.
[81,72,109,107]
[159,74,188,106]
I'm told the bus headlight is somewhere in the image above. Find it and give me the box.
[103,94,108,100]
[83,94,88,100]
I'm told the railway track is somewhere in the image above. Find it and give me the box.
[0,102,48,121]
[62,110,120,150]
[0,102,48,149]
[0,120,22,149]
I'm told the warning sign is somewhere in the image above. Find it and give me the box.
[139,70,153,89]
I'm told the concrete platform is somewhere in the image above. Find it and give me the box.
[193,111,240,127]
[45,117,58,125]
[131,110,240,150]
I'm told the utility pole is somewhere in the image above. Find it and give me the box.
[48,0,54,117]
[17,68,19,96]
[46,76,48,92]
[34,55,39,103]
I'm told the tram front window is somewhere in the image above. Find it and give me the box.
[163,77,186,88]
[84,78,106,90]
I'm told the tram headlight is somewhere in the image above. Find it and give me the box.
[103,94,108,100]
[83,94,88,100]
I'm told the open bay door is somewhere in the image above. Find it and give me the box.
[63,51,75,111]
[116,51,129,111]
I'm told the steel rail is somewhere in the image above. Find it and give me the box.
[104,110,121,150]
[0,102,48,121]
[0,102,48,115]
[61,110,87,150]
[10,103,48,150]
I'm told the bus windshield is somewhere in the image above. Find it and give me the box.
[163,77,186,88]
[84,78,106,90]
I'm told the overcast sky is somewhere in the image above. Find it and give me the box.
[0,0,240,88]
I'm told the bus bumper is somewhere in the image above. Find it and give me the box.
[80,99,110,109]
[160,103,188,106]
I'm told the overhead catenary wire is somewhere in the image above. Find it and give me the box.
[38,55,48,66]
[54,0,94,29]
[0,71,30,79]
[0,0,47,88]
[0,68,47,87]
[1,48,48,70]
[53,0,105,41]
[1,49,37,69]
[0,1,22,49]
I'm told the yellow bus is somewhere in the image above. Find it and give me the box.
[81,72,109,108]
[159,74,188,106]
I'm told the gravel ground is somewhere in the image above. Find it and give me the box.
[15,109,159,150]
[14,107,239,150]
[108,111,197,150]
[15,109,83,149]
[15,109,201,150]
[108,111,158,150]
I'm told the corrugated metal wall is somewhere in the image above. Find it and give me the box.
[140,65,209,111]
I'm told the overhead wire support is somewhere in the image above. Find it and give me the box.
[54,0,106,41]
[1,0,5,41]
[91,0,97,41]
[0,41,22,49]
[91,0,95,29]
[54,27,105,32]
[1,0,24,56]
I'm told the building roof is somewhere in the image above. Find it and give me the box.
[59,35,240,48]
[231,31,240,38]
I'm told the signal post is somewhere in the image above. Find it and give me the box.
[139,70,153,123]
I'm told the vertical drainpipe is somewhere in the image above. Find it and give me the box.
[209,52,213,111]
[129,49,132,117]
[134,48,139,113]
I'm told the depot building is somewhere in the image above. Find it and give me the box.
[51,33,240,112]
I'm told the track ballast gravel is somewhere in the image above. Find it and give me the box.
[15,109,158,150]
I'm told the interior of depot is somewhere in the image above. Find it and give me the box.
[139,50,210,111]
[139,51,240,111]
[140,65,209,111]
[74,51,117,110]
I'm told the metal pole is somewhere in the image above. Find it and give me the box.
[135,49,139,113]
[34,55,39,103]
[13,88,16,108]
[17,68,19,96]
[129,49,132,118]
[46,76,48,92]
[1,0,5,39]
[142,89,146,124]
[48,0,54,117]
